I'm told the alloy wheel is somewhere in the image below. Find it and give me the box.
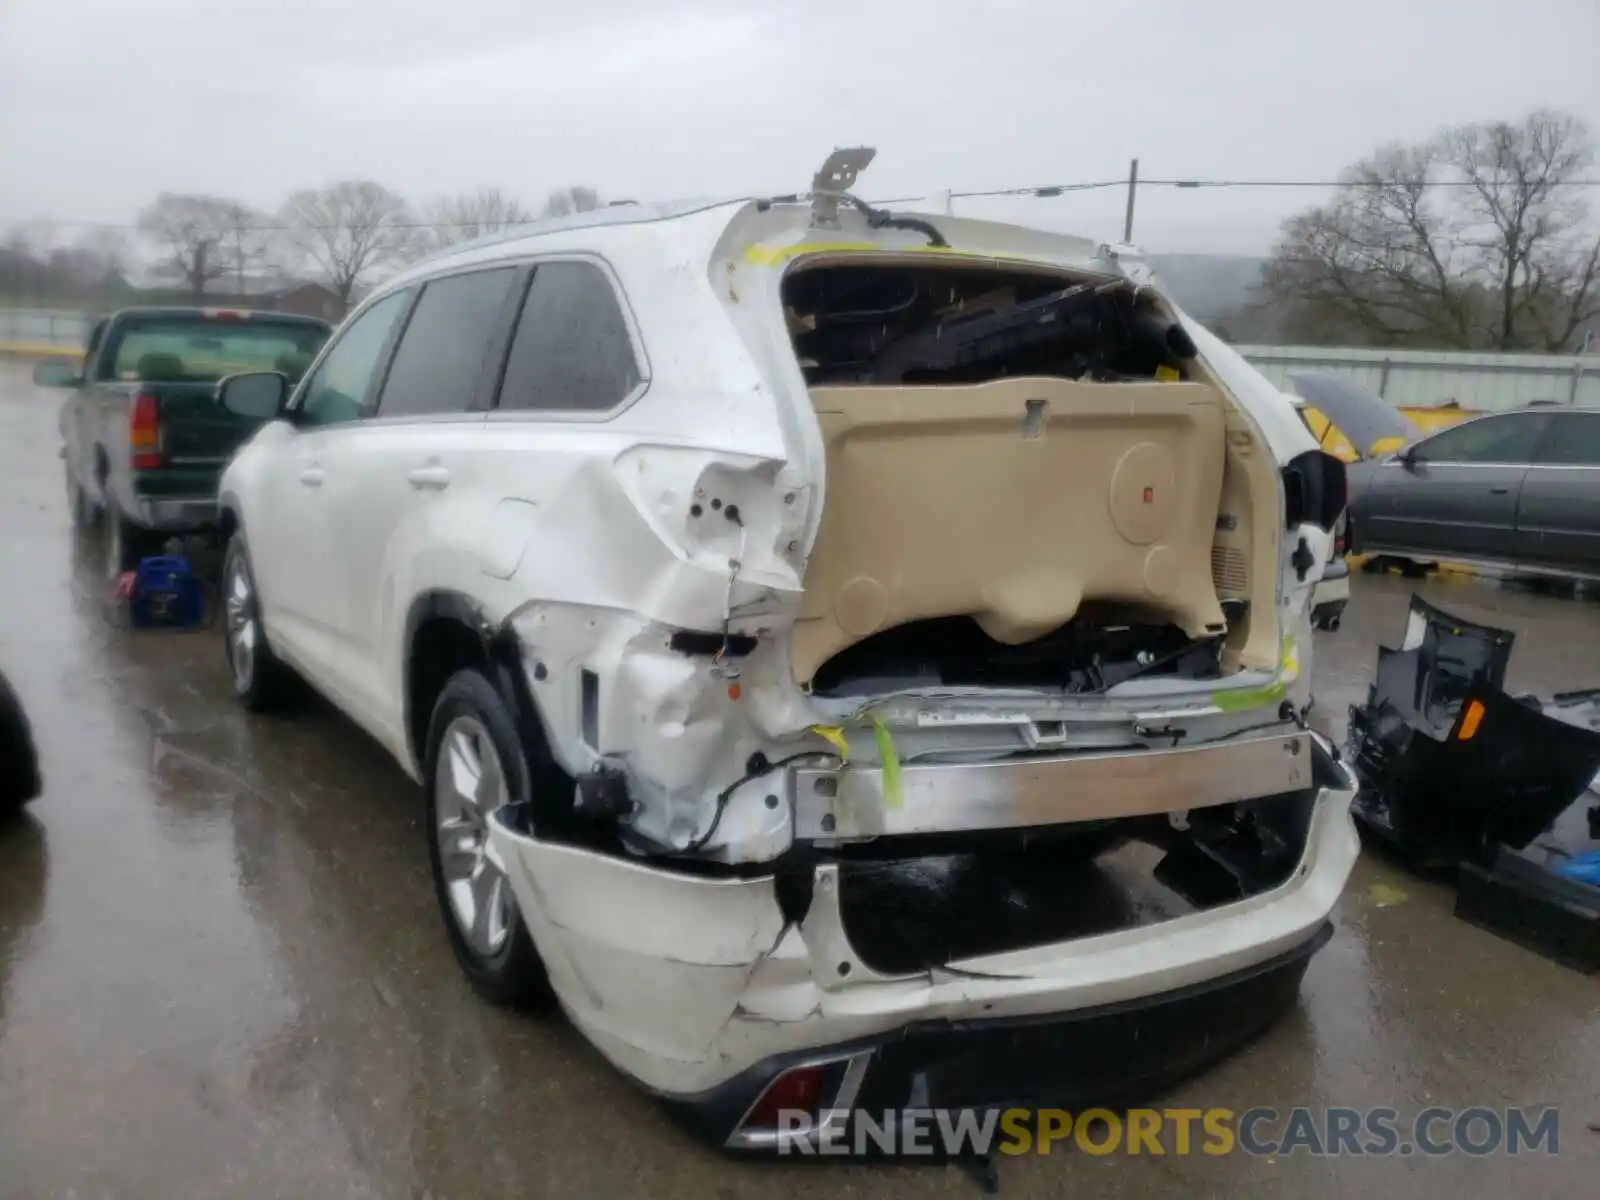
[434,715,516,957]
[224,556,257,691]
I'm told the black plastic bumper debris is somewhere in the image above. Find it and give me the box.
[1455,848,1600,974]
[1345,595,1600,872]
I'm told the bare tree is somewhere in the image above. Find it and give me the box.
[541,186,602,218]
[423,187,536,250]
[1262,109,1600,351]
[136,193,241,299]
[281,181,419,304]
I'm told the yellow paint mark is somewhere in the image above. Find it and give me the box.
[1155,365,1181,382]
[1281,635,1300,684]
[1364,883,1408,908]
[810,725,850,760]
[743,242,878,266]
[741,241,1059,268]
[870,714,903,810]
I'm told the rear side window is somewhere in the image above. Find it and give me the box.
[1534,412,1600,466]
[376,268,517,417]
[496,261,640,412]
[1414,413,1549,464]
[103,318,329,384]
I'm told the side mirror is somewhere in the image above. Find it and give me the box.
[217,371,289,420]
[1397,442,1423,470]
[32,360,81,388]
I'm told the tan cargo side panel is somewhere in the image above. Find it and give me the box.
[793,378,1231,683]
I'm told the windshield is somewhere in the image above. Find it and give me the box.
[102,316,330,385]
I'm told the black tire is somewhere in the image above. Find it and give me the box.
[0,668,42,813]
[423,668,553,1009]
[105,505,162,578]
[65,463,100,531]
[221,533,295,711]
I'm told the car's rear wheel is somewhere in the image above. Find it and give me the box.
[105,506,161,578]
[424,668,552,1009]
[64,464,99,531]
[222,533,294,711]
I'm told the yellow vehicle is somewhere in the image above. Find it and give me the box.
[1291,381,1477,463]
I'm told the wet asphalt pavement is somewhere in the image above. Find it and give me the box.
[1,362,1596,1198]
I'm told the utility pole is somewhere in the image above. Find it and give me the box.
[1123,157,1139,242]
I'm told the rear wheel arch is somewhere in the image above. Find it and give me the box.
[403,591,556,779]
[217,501,241,548]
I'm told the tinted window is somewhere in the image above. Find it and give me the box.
[496,261,640,412]
[1414,413,1549,464]
[297,291,411,428]
[1534,413,1600,466]
[376,268,517,418]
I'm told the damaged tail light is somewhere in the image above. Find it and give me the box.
[738,1060,850,1137]
[746,1065,828,1127]
[130,391,162,470]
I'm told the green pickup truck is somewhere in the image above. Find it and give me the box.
[33,307,332,571]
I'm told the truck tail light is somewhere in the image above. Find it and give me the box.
[131,391,163,470]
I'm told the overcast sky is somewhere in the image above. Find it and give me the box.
[1,0,1597,255]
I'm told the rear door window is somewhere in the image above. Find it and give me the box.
[495,261,641,413]
[1533,412,1600,466]
[375,267,519,418]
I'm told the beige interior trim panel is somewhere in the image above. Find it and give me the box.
[793,377,1230,683]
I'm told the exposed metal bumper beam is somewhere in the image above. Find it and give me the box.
[792,729,1312,839]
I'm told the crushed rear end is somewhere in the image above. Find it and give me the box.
[483,195,1356,1150]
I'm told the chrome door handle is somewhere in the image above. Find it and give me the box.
[299,466,325,487]
[407,465,451,490]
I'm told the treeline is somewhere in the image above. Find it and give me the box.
[1,182,603,308]
[1249,108,1600,352]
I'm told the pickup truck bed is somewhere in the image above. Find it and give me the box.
[40,307,331,571]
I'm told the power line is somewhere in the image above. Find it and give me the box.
[7,175,1600,232]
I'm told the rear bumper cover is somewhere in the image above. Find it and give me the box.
[675,921,1332,1153]
[489,739,1359,1144]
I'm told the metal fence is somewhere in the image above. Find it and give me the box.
[0,308,93,351]
[1238,344,1600,411]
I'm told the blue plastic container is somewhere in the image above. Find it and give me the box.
[128,555,206,629]
[1554,850,1600,888]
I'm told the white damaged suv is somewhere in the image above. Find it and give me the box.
[215,151,1356,1151]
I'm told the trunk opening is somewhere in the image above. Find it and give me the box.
[780,258,1283,696]
[810,604,1224,699]
[834,785,1320,976]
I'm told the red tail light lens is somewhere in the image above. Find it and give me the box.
[743,1064,830,1131]
[131,392,162,469]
